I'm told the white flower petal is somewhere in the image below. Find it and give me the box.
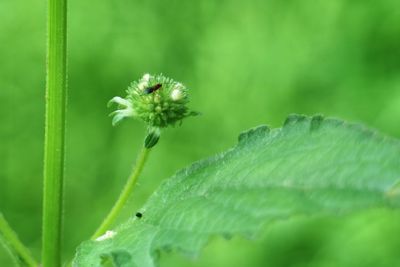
[95,230,117,241]
[142,73,151,82]
[171,89,183,101]
[108,96,131,108]
[110,108,135,126]
[137,81,148,91]
[173,82,184,90]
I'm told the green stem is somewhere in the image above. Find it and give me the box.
[0,213,38,267]
[42,0,67,265]
[91,147,151,239]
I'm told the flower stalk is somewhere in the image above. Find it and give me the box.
[91,146,151,239]
[91,73,197,239]
[42,0,67,265]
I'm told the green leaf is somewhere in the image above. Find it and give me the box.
[73,114,400,267]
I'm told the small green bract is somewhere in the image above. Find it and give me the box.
[108,73,197,128]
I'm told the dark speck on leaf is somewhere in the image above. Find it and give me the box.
[135,212,143,219]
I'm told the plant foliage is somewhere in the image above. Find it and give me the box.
[73,115,400,267]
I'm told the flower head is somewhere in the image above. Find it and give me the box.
[108,74,198,147]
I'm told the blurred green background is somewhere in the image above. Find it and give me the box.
[1,0,400,266]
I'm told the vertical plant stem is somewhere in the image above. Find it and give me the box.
[42,0,67,265]
[91,147,151,239]
[0,214,38,267]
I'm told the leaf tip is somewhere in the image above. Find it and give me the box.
[238,125,270,144]
[283,114,307,127]
[310,114,325,132]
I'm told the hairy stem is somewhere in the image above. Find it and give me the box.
[0,213,38,267]
[91,146,151,239]
[42,0,67,265]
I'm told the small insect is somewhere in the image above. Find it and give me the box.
[144,83,162,94]
[135,212,143,219]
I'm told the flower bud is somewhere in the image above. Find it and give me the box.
[144,127,160,148]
